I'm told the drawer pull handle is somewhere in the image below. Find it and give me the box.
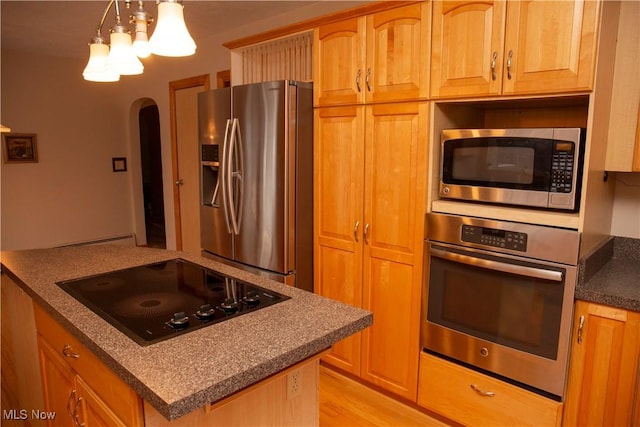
[62,344,80,359]
[470,384,495,397]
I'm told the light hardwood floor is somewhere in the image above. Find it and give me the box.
[319,365,453,427]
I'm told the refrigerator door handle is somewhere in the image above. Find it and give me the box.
[227,118,242,235]
[221,118,232,234]
[233,118,244,233]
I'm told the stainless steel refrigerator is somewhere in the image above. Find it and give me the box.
[198,80,313,291]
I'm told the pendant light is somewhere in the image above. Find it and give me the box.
[82,33,120,82]
[149,0,196,57]
[106,0,143,75]
[131,2,153,58]
[82,0,196,83]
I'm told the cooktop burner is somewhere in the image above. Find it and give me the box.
[57,259,290,346]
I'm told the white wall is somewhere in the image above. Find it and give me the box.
[610,173,640,238]
[1,50,132,250]
[1,2,365,251]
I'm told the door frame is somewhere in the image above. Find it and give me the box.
[169,74,210,250]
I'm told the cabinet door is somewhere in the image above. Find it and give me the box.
[314,18,365,106]
[564,301,640,426]
[38,336,76,427]
[430,0,506,98]
[365,3,429,103]
[76,377,126,427]
[360,103,428,400]
[503,0,599,95]
[314,106,365,374]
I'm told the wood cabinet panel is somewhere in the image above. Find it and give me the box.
[430,0,600,98]
[34,305,144,427]
[314,102,427,400]
[314,106,364,375]
[314,3,428,106]
[418,352,563,426]
[364,102,426,265]
[430,0,506,98]
[314,18,365,106]
[365,3,429,104]
[564,301,640,426]
[38,337,77,426]
[502,0,599,95]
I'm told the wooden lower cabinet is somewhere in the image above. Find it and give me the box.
[563,300,640,426]
[34,304,144,427]
[417,352,563,426]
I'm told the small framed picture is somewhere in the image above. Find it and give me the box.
[112,157,127,172]
[2,133,38,163]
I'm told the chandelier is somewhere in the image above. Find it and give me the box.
[82,0,196,82]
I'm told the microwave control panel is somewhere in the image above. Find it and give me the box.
[550,142,575,193]
[461,225,528,252]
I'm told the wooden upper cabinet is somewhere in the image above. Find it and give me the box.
[314,18,365,106]
[430,0,506,98]
[503,0,599,95]
[431,0,600,99]
[364,3,429,104]
[314,3,429,106]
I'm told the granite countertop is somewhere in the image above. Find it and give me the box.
[577,236,640,312]
[0,245,372,421]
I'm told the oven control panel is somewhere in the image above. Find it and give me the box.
[461,225,528,252]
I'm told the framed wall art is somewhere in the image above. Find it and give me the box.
[2,133,38,163]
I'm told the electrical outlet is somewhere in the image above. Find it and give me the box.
[287,369,302,399]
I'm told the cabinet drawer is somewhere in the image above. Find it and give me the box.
[34,303,143,426]
[417,352,562,427]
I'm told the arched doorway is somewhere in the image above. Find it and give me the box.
[139,103,166,248]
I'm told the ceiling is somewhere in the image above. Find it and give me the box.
[1,1,367,60]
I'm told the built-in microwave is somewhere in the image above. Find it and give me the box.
[439,128,586,211]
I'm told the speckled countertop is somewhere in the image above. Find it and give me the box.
[577,236,640,312]
[0,245,372,421]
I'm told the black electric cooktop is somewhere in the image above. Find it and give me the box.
[57,259,290,346]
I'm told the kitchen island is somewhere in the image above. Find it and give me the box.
[0,245,372,424]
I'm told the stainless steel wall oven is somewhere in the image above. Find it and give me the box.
[421,213,580,399]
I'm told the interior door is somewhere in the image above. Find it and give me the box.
[170,75,210,254]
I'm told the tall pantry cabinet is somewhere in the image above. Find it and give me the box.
[313,2,429,400]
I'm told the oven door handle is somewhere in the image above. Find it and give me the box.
[430,248,564,282]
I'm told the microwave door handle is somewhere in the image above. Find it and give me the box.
[430,248,564,282]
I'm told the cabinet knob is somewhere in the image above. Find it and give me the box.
[354,221,360,242]
[356,69,362,92]
[506,50,513,80]
[175,179,184,186]
[365,68,372,92]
